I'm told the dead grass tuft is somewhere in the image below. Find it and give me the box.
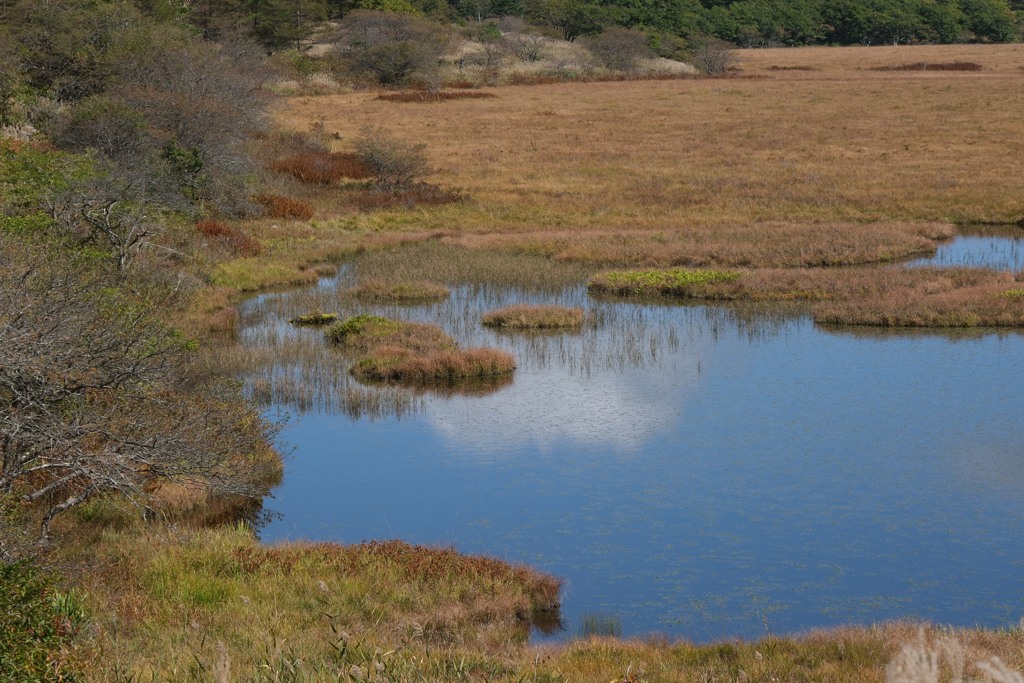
[252,193,315,220]
[482,304,586,329]
[288,311,339,326]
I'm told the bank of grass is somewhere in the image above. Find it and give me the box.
[482,304,586,329]
[326,314,517,383]
[589,266,1024,327]
[348,278,450,304]
[61,521,1024,681]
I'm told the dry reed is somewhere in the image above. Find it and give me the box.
[348,279,450,304]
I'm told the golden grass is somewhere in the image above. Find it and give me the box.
[482,303,586,329]
[275,44,1024,248]
[348,278,450,303]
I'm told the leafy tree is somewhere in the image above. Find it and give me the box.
[522,0,611,40]
[960,0,1018,40]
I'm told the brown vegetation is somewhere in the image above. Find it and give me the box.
[872,61,983,71]
[268,150,372,184]
[348,278,449,303]
[252,193,314,220]
[377,90,498,102]
[482,304,586,329]
[195,219,262,257]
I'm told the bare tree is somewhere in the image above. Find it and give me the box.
[584,27,652,72]
[355,128,431,192]
[691,35,738,76]
[46,168,159,271]
[505,31,548,62]
[0,239,279,539]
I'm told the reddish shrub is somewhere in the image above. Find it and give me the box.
[196,219,262,257]
[872,62,983,72]
[269,151,372,184]
[252,194,314,220]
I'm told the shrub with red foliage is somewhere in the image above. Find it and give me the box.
[195,219,262,257]
[268,151,372,185]
[873,62,983,71]
[252,194,314,220]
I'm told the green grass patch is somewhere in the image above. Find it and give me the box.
[588,267,741,297]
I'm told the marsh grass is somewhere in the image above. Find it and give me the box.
[590,266,1024,327]
[348,278,450,304]
[288,311,338,326]
[325,314,516,383]
[252,193,315,220]
[482,304,586,329]
[589,268,741,297]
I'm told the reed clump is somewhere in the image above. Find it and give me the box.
[325,314,453,353]
[588,267,741,297]
[326,314,516,383]
[482,304,586,329]
[349,279,450,304]
[288,311,339,326]
[354,346,516,382]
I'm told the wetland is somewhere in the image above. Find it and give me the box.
[237,242,1024,642]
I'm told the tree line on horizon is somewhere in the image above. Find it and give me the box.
[178,0,1020,52]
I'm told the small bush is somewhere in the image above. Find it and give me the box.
[482,304,585,329]
[196,220,262,257]
[354,128,431,192]
[268,151,372,184]
[0,561,83,682]
[252,194,314,220]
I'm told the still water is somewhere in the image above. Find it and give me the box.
[240,259,1024,642]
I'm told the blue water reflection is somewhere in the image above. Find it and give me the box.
[248,279,1024,642]
[907,227,1024,270]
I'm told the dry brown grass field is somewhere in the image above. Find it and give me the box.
[273,43,1024,253]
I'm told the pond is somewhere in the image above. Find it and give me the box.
[906,224,1024,270]
[238,257,1024,643]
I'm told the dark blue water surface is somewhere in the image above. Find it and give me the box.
[907,227,1024,270]
[240,265,1024,643]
